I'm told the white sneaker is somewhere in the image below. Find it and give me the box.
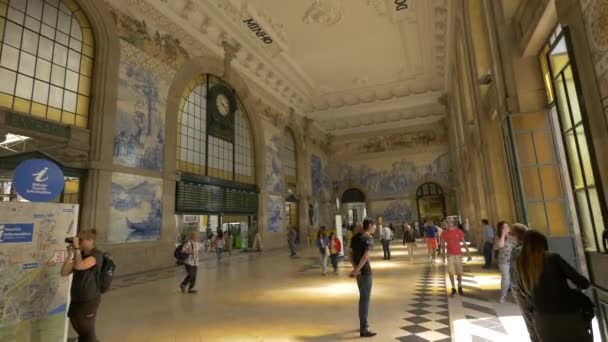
[499,296,505,303]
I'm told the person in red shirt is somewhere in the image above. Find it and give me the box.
[441,219,471,296]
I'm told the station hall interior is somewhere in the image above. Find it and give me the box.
[1,0,608,341]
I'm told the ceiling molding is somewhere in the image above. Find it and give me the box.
[327,114,446,136]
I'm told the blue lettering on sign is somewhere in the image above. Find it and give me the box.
[0,223,34,243]
[13,159,65,202]
[22,262,40,270]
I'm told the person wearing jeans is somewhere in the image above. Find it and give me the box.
[180,231,202,293]
[380,225,393,260]
[402,224,416,263]
[349,218,377,338]
[482,219,494,268]
[495,221,516,303]
[316,227,330,275]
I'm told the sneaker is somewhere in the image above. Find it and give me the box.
[180,284,186,293]
[498,296,506,304]
[458,287,464,295]
[188,289,198,293]
[451,288,457,297]
[360,331,377,338]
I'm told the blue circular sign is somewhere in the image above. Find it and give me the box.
[13,159,65,202]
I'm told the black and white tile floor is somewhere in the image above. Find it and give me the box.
[398,264,452,342]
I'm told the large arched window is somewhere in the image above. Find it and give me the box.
[176,74,255,184]
[0,0,94,128]
[282,128,297,190]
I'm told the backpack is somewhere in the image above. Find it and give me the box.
[99,252,115,294]
[174,243,188,265]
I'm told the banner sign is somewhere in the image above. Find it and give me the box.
[13,159,65,202]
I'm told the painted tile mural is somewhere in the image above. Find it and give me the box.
[113,46,168,171]
[266,134,284,193]
[109,7,191,69]
[333,153,449,196]
[373,200,415,224]
[267,195,284,233]
[108,173,163,243]
[311,154,330,196]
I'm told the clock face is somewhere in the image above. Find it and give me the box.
[216,94,230,116]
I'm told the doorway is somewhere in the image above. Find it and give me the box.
[416,183,446,222]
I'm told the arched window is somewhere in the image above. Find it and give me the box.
[0,0,94,128]
[176,74,255,184]
[282,128,297,190]
[416,182,446,221]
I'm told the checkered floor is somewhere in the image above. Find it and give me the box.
[398,264,452,342]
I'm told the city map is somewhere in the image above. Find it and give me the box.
[0,203,78,342]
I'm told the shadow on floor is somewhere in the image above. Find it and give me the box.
[294,329,362,341]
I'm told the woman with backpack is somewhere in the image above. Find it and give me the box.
[60,229,104,342]
[515,230,594,342]
[328,232,342,273]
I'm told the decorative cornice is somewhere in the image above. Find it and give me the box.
[302,0,343,26]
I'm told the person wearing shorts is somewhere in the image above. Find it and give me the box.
[424,220,439,263]
[441,219,471,296]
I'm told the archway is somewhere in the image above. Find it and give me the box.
[341,188,367,226]
[416,183,446,222]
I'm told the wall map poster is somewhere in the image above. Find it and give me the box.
[0,202,79,342]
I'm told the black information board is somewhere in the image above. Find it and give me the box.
[176,179,258,214]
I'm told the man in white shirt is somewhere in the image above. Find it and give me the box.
[380,224,393,260]
[180,231,202,293]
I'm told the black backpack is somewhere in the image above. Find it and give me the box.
[174,243,188,265]
[99,252,115,293]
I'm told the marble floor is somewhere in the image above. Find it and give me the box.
[85,242,598,342]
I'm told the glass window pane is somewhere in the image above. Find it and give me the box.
[0,67,17,94]
[528,202,549,235]
[575,125,595,186]
[15,74,33,99]
[42,3,58,27]
[38,36,53,61]
[35,57,51,81]
[4,20,24,49]
[588,188,606,253]
[40,23,54,39]
[576,190,597,252]
[50,63,65,86]
[48,85,62,108]
[18,51,36,76]
[7,6,25,25]
[22,29,39,54]
[521,167,542,201]
[553,75,572,131]
[64,69,78,91]
[33,80,49,103]
[564,130,584,189]
[52,43,67,66]
[1,44,19,70]
[10,0,27,12]
[67,49,79,71]
[564,67,582,125]
[27,0,44,20]
[540,166,563,200]
[515,132,535,165]
[57,10,70,34]
[24,16,41,32]
[549,38,569,75]
[547,201,569,236]
[63,90,76,112]
[533,130,556,164]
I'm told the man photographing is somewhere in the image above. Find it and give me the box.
[349,218,377,338]
[60,229,104,342]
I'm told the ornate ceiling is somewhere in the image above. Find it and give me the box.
[152,0,451,135]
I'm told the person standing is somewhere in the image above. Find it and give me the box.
[214,230,225,262]
[179,231,202,293]
[345,226,354,250]
[508,224,538,341]
[349,218,377,338]
[515,231,593,342]
[329,232,342,273]
[316,227,330,275]
[402,224,416,263]
[287,226,297,257]
[482,219,495,269]
[61,229,104,342]
[441,220,471,296]
[424,220,439,263]
[495,222,517,303]
[380,224,393,260]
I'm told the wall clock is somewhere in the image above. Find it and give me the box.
[207,84,236,142]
